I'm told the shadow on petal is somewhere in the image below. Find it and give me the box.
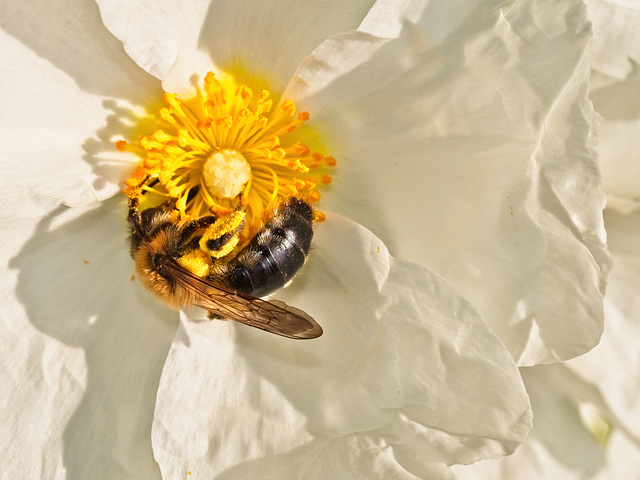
[81,96,164,195]
[0,0,158,99]
[590,74,640,123]
[196,0,375,95]
[2,0,167,210]
[523,365,607,476]
[212,433,451,480]
[9,196,177,479]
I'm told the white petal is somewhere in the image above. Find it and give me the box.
[358,0,505,39]
[0,197,177,478]
[95,0,210,85]
[457,210,640,478]
[0,0,162,219]
[585,0,640,79]
[567,208,640,442]
[453,364,614,480]
[152,213,531,477]
[0,216,85,479]
[96,0,378,94]
[594,431,640,480]
[584,1,640,211]
[590,71,640,212]
[291,0,609,365]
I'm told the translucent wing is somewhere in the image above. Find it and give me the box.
[161,258,323,339]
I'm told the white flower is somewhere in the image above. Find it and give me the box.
[0,0,608,478]
[98,0,610,366]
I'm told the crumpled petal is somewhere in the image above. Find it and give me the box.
[0,215,86,478]
[452,364,640,480]
[567,208,640,444]
[589,70,640,213]
[95,0,378,94]
[288,0,610,365]
[584,0,640,214]
[453,429,640,480]
[585,0,640,79]
[452,37,640,476]
[152,213,531,478]
[1,197,177,479]
[0,0,163,219]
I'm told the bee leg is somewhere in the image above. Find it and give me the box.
[199,210,246,258]
[195,215,218,227]
[176,215,218,254]
[179,215,217,242]
[127,197,144,235]
[128,196,139,213]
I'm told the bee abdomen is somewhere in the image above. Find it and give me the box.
[211,198,313,297]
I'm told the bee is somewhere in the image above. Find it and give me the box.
[127,196,322,339]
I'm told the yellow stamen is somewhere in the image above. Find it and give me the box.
[120,70,334,235]
[313,211,326,222]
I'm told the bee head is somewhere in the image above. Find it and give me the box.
[151,253,165,271]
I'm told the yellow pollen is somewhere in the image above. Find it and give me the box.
[119,70,335,236]
[177,249,211,277]
[280,100,296,116]
[313,211,326,222]
[292,142,310,156]
[199,209,246,258]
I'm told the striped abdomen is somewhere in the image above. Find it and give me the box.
[209,197,313,297]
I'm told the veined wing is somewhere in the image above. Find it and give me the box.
[161,258,323,339]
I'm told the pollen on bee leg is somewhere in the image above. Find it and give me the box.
[177,249,211,277]
[199,210,246,258]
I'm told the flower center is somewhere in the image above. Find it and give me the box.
[202,150,251,199]
[119,71,334,232]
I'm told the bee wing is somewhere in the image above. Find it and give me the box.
[161,259,322,339]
